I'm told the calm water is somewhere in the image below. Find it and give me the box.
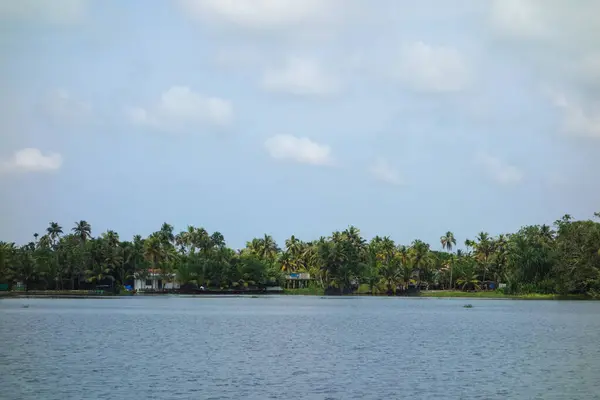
[1,296,599,400]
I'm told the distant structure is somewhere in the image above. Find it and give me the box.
[285,273,312,289]
[134,269,180,292]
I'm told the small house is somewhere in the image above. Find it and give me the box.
[134,269,180,291]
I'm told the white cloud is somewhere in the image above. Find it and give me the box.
[578,54,600,83]
[490,0,600,127]
[262,57,339,96]
[490,0,600,45]
[0,0,87,24]
[475,151,523,185]
[394,42,468,92]
[1,148,63,174]
[546,89,600,138]
[264,134,333,166]
[490,0,548,38]
[178,0,339,30]
[128,86,233,132]
[369,158,403,186]
[215,47,264,69]
[43,89,91,122]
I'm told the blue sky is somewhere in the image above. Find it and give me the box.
[1,0,599,249]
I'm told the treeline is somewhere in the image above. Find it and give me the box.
[1,213,599,296]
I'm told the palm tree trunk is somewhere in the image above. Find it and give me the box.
[482,260,487,288]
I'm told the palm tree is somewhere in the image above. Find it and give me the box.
[465,239,475,253]
[474,232,494,285]
[285,235,303,271]
[379,236,396,266]
[101,230,119,248]
[397,245,409,266]
[211,232,226,249]
[440,231,456,289]
[72,221,92,287]
[379,263,400,294]
[364,246,381,294]
[180,225,197,254]
[86,263,112,287]
[159,222,175,247]
[409,239,430,287]
[247,235,279,263]
[539,225,555,242]
[130,234,145,279]
[144,235,163,272]
[193,227,212,256]
[456,271,481,291]
[46,222,63,246]
[399,263,414,291]
[46,222,63,288]
[261,234,279,262]
[160,246,178,289]
[440,231,456,252]
[174,233,186,254]
[279,251,293,273]
[0,242,16,284]
[72,220,92,243]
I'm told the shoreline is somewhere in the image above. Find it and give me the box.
[417,291,593,300]
[1,290,595,300]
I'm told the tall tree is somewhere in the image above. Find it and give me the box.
[72,220,92,243]
[440,231,456,289]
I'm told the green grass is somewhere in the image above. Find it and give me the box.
[419,290,592,300]
[283,287,325,296]
[5,290,118,297]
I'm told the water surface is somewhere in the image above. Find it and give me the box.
[1,296,599,399]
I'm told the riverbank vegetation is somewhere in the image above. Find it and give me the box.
[1,213,599,297]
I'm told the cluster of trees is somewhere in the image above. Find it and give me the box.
[1,213,599,296]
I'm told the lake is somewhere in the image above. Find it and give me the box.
[1,296,599,399]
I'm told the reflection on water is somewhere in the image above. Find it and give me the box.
[1,296,599,400]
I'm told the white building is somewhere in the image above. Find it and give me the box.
[134,269,180,291]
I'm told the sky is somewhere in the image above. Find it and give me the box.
[1,0,600,249]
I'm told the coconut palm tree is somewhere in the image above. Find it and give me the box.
[440,231,456,252]
[144,234,163,271]
[46,222,63,246]
[464,239,475,253]
[409,239,430,287]
[210,231,225,249]
[285,235,302,269]
[397,245,409,266]
[279,251,293,273]
[474,232,494,284]
[102,230,120,248]
[441,231,456,288]
[0,242,15,284]
[379,263,400,294]
[261,234,279,262]
[72,220,92,243]
[379,236,396,266]
[159,222,175,246]
[71,221,92,286]
[86,263,113,287]
[45,222,64,288]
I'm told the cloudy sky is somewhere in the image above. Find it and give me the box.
[1,0,599,248]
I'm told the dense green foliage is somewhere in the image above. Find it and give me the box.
[1,213,599,296]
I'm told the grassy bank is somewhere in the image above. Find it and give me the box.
[283,288,594,300]
[283,287,325,296]
[419,290,593,300]
[0,290,126,298]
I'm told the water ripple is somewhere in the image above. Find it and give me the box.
[1,296,599,399]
